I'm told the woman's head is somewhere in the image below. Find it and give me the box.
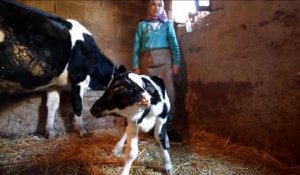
[147,0,168,22]
[148,0,164,18]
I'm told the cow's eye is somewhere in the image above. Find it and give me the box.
[129,85,140,93]
[113,85,124,92]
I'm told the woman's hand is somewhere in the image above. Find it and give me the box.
[133,68,140,74]
[172,65,179,76]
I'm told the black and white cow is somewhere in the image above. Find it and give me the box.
[90,72,172,175]
[0,0,123,138]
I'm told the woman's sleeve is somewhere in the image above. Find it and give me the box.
[132,22,143,69]
[167,21,180,67]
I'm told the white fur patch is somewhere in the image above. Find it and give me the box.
[139,115,156,132]
[56,64,69,86]
[112,133,127,156]
[35,64,69,91]
[128,73,171,111]
[77,75,90,97]
[128,73,144,88]
[46,90,60,130]
[162,150,172,171]
[67,19,92,48]
[0,30,4,43]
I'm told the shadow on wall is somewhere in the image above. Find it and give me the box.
[171,42,189,142]
[187,80,254,137]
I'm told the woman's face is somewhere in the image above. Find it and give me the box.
[149,0,163,17]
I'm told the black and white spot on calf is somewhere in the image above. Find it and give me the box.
[90,72,173,175]
[0,0,123,138]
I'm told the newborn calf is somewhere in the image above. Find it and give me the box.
[90,72,172,175]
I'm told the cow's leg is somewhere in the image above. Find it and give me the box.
[112,131,127,156]
[71,77,90,136]
[46,89,60,138]
[121,122,138,175]
[154,119,172,175]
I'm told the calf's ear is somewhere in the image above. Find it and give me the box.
[117,65,127,74]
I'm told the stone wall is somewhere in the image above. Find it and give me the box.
[180,1,300,165]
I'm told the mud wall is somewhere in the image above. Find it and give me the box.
[180,1,300,165]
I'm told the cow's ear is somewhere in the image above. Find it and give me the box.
[118,65,127,74]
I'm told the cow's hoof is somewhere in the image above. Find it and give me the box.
[46,129,59,139]
[79,129,92,137]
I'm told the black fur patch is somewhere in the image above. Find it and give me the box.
[159,103,168,119]
[0,0,72,91]
[149,75,166,99]
[141,77,161,105]
[159,123,170,150]
[71,84,82,116]
[86,33,120,90]
[137,107,151,124]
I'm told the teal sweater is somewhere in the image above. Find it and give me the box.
[132,20,180,68]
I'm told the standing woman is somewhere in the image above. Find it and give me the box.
[132,0,180,115]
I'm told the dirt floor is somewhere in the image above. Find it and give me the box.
[0,129,299,175]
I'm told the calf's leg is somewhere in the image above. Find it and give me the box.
[154,120,172,175]
[112,131,127,156]
[121,123,139,175]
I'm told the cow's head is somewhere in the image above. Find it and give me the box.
[67,19,125,90]
[90,72,151,118]
[89,63,126,90]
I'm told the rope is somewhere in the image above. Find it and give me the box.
[107,66,115,87]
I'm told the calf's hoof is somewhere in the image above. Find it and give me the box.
[112,146,123,156]
[165,169,172,175]
[164,164,172,175]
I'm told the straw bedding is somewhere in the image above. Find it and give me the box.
[0,129,299,175]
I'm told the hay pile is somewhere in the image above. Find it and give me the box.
[0,129,299,175]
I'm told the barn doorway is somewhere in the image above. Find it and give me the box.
[172,0,211,32]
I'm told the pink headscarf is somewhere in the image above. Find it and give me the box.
[147,0,169,23]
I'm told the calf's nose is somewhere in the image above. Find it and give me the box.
[139,94,150,108]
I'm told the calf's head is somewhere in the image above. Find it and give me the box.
[90,73,151,118]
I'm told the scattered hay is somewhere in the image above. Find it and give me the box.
[0,129,299,175]
[189,131,300,175]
